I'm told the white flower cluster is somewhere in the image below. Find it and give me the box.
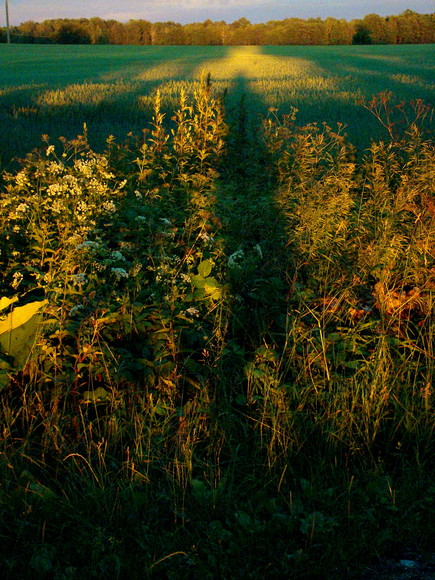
[70,304,85,316]
[111,267,129,280]
[102,200,117,213]
[153,255,181,283]
[71,273,88,286]
[110,251,125,262]
[199,232,214,244]
[228,249,245,270]
[76,240,100,251]
[75,156,114,181]
[254,244,263,258]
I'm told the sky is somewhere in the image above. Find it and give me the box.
[4,0,435,26]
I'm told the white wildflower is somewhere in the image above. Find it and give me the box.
[110,251,125,262]
[185,307,199,317]
[160,218,171,226]
[74,159,93,177]
[102,200,117,213]
[70,304,85,316]
[111,267,129,280]
[47,182,67,197]
[254,244,263,258]
[228,250,244,270]
[71,273,88,286]
[51,200,63,214]
[76,240,100,251]
[46,161,64,175]
[76,201,89,219]
[199,232,214,243]
[94,262,107,272]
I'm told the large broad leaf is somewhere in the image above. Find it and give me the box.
[0,296,18,313]
[204,278,223,299]
[197,259,213,278]
[191,274,208,289]
[0,300,47,368]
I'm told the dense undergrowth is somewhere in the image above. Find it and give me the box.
[0,77,434,578]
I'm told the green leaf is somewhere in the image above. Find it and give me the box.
[81,387,111,403]
[203,276,220,289]
[0,300,47,369]
[0,371,11,391]
[235,510,252,529]
[191,479,209,499]
[0,296,18,314]
[343,360,361,369]
[0,300,47,334]
[204,285,223,299]
[30,546,53,574]
[198,260,213,278]
[191,274,207,289]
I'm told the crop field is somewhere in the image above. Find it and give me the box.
[0,44,434,164]
[0,45,435,578]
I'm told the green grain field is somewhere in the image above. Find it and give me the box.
[1,44,434,164]
[0,44,435,579]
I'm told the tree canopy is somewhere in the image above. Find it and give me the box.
[1,11,434,45]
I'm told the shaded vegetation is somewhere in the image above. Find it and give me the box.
[0,75,434,579]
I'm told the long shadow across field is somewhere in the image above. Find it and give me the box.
[207,68,291,429]
[260,44,435,149]
[0,45,232,166]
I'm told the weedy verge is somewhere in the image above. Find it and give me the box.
[0,77,434,579]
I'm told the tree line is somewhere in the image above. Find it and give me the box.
[1,10,434,45]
